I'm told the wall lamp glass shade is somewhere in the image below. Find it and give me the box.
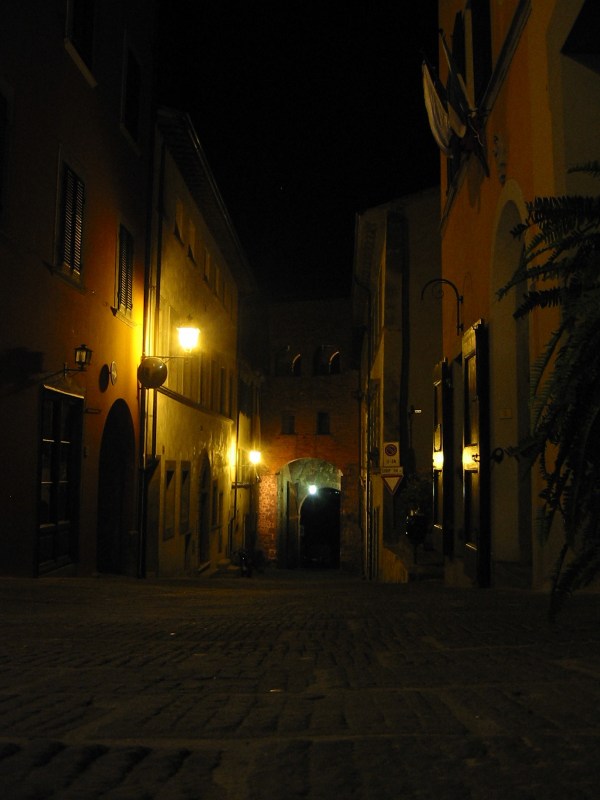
[177,326,200,352]
[74,344,93,370]
[249,450,261,465]
[137,356,169,389]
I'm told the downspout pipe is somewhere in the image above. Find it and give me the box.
[352,221,373,580]
[137,133,166,579]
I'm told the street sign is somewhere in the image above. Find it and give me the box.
[382,442,400,467]
[381,464,404,495]
[382,474,402,494]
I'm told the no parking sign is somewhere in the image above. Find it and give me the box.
[381,442,403,494]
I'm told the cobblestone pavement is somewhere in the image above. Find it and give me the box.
[0,569,599,799]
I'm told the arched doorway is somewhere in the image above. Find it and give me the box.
[277,457,342,568]
[300,487,340,568]
[97,400,136,574]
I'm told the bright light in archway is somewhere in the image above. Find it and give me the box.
[308,484,317,495]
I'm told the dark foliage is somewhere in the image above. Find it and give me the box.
[498,163,600,618]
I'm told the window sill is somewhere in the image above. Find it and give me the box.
[64,39,97,88]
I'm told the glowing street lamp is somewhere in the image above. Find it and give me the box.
[249,450,261,465]
[177,326,200,352]
[137,325,201,389]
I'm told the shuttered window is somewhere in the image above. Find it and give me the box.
[60,163,85,276]
[117,224,134,312]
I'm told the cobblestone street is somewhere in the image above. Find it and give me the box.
[1,570,599,799]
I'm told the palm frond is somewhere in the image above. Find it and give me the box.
[568,161,600,180]
[500,164,600,616]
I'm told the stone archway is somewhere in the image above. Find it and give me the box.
[277,457,342,568]
[97,399,136,574]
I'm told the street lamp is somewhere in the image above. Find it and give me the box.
[249,450,261,465]
[176,326,200,352]
[137,325,200,388]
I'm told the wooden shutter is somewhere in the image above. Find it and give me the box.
[432,359,453,556]
[118,224,134,311]
[462,320,490,586]
[61,164,84,275]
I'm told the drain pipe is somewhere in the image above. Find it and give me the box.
[352,263,373,579]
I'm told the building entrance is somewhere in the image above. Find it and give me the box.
[97,400,136,574]
[300,487,340,568]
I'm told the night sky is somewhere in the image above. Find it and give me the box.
[156,2,440,300]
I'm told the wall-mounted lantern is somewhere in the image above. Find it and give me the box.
[73,343,93,370]
[44,343,93,380]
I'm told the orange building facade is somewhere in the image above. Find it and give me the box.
[431,0,599,587]
[0,1,156,576]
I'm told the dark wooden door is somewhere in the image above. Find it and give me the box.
[38,388,83,574]
[462,321,490,586]
[432,359,453,556]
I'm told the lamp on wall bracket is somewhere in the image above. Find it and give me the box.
[43,343,93,380]
[420,278,463,336]
[231,449,263,489]
[137,325,200,388]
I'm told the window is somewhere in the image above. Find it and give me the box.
[174,199,184,241]
[203,248,211,283]
[180,463,191,535]
[59,163,85,277]
[317,412,330,435]
[219,366,226,415]
[199,352,208,407]
[210,360,217,411]
[122,47,142,142]
[313,345,340,375]
[281,413,295,435]
[163,462,176,540]
[65,0,96,84]
[117,224,133,313]
[188,219,196,262]
[292,354,302,376]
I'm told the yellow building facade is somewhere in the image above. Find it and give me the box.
[140,109,261,577]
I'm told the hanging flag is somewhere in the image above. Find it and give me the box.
[439,30,471,139]
[422,59,452,156]
[438,28,490,176]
